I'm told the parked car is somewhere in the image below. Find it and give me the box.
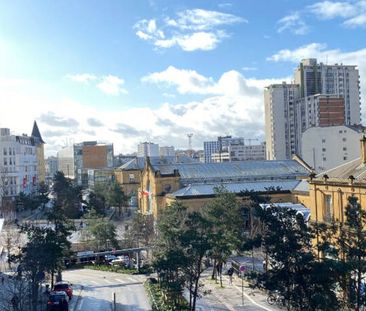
[47,291,68,311]
[53,282,73,300]
[104,254,117,262]
[111,256,129,266]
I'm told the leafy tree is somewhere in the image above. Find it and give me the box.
[37,181,49,210]
[124,212,155,248]
[86,212,119,250]
[106,182,128,217]
[16,192,39,211]
[337,196,366,311]
[253,205,339,310]
[154,201,211,310]
[15,225,67,311]
[46,204,74,287]
[84,191,107,216]
[52,171,82,219]
[203,186,245,286]
[181,211,212,310]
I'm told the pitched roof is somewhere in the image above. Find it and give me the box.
[152,160,310,184]
[31,121,45,144]
[293,179,309,193]
[314,157,366,182]
[119,156,198,170]
[170,180,300,197]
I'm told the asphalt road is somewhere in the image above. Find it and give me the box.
[63,269,151,311]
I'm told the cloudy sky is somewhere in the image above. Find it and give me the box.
[1,0,366,156]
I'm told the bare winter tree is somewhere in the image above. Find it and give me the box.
[0,272,32,311]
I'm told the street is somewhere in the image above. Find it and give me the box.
[63,269,151,311]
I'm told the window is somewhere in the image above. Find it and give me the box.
[344,156,348,160]
[3,158,7,165]
[324,195,333,222]
[343,147,347,151]
[322,148,326,152]
[342,138,347,142]
[3,148,6,155]
[323,157,327,161]
[322,139,326,143]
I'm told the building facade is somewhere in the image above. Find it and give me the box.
[265,58,361,160]
[301,125,363,173]
[45,156,58,182]
[137,142,159,158]
[0,126,41,212]
[139,159,311,219]
[159,146,175,157]
[294,58,361,125]
[264,83,299,160]
[204,136,265,163]
[58,141,114,187]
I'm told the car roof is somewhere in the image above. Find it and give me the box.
[50,291,67,296]
[55,281,70,285]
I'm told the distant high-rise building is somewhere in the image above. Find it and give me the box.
[45,156,58,181]
[264,83,299,160]
[159,146,175,157]
[204,136,265,163]
[57,141,114,186]
[137,142,159,157]
[203,141,219,163]
[265,58,361,160]
[294,58,361,125]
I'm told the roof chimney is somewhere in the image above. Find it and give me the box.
[361,135,366,164]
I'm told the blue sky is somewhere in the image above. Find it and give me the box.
[1,0,366,155]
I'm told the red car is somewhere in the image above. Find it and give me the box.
[53,282,73,300]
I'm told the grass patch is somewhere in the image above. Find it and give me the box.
[83,264,137,274]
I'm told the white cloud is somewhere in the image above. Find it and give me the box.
[134,9,245,51]
[1,67,289,156]
[165,8,246,31]
[66,73,97,83]
[307,1,366,27]
[141,66,215,94]
[343,13,366,27]
[142,66,285,98]
[308,1,357,19]
[97,75,128,96]
[277,12,308,35]
[267,43,329,62]
[242,66,258,71]
[67,73,127,96]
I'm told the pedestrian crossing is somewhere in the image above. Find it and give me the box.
[63,269,144,288]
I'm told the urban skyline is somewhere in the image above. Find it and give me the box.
[1,0,366,157]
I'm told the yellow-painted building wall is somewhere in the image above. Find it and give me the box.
[139,164,180,218]
[308,181,366,223]
[36,144,45,183]
[114,168,141,196]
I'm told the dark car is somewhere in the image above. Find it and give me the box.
[47,291,68,311]
[53,282,73,300]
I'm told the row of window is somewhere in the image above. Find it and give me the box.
[322,137,347,143]
[3,157,16,166]
[3,147,16,155]
[322,156,348,161]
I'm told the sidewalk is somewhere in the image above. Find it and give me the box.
[198,268,282,311]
